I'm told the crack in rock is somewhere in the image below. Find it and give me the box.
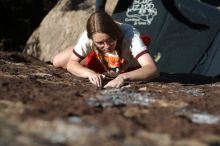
[86,88,155,108]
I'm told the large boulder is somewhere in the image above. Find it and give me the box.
[24,0,95,62]
[1,51,220,146]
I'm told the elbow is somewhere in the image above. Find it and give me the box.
[154,69,160,78]
[52,55,67,69]
[52,55,60,68]
[147,64,160,80]
[152,66,160,79]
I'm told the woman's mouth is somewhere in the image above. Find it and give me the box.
[102,47,115,53]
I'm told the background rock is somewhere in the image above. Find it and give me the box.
[24,0,95,62]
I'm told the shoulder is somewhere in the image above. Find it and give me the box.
[74,30,93,57]
[118,23,147,58]
[118,23,140,39]
[77,30,93,47]
[79,31,90,41]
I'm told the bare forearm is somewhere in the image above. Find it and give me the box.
[104,65,159,88]
[66,60,96,78]
[119,65,159,81]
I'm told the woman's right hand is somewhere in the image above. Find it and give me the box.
[88,73,105,87]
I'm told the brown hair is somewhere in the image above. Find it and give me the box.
[86,11,123,73]
[86,11,122,41]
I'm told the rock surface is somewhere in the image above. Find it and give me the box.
[0,51,220,146]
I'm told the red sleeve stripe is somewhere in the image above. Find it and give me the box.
[72,49,85,59]
[135,50,149,60]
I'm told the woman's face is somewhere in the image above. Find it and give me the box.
[92,32,117,53]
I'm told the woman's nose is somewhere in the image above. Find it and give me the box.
[103,42,110,48]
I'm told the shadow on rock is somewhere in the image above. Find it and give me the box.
[152,72,220,85]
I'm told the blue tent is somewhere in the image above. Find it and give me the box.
[96,0,220,77]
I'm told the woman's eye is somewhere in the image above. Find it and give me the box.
[97,42,103,45]
[107,40,112,43]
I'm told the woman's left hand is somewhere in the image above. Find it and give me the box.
[104,75,125,88]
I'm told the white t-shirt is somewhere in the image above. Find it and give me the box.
[73,23,148,71]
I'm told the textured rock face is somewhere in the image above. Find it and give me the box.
[1,51,220,146]
[24,0,95,62]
